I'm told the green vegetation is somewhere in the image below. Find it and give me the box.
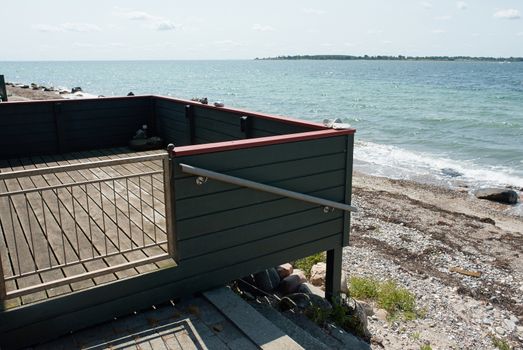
[349,276,418,320]
[420,345,433,350]
[293,252,326,277]
[305,296,369,340]
[410,331,421,340]
[257,55,523,62]
[491,336,511,350]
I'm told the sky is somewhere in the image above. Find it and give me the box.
[1,0,523,60]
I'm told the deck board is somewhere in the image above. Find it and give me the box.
[0,148,171,305]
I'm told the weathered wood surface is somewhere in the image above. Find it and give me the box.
[0,148,171,306]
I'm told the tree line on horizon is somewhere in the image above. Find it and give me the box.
[256,55,523,62]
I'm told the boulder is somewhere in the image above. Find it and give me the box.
[339,298,371,341]
[297,282,325,298]
[475,188,519,205]
[253,268,280,293]
[441,168,463,177]
[276,263,293,279]
[310,262,327,287]
[355,299,374,316]
[279,269,306,295]
[71,86,83,93]
[374,308,388,321]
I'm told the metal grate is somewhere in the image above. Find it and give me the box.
[0,153,173,299]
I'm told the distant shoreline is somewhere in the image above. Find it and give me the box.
[257,55,523,62]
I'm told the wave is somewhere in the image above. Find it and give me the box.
[354,140,523,189]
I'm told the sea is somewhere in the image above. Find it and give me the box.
[2,60,522,197]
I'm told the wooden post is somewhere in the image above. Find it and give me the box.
[0,75,7,102]
[325,247,342,302]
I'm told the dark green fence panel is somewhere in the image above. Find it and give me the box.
[0,102,57,157]
[155,99,190,146]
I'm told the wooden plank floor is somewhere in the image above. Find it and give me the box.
[0,147,173,308]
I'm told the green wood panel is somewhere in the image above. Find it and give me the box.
[175,154,345,200]
[155,100,190,146]
[176,170,345,220]
[58,97,150,113]
[176,186,343,239]
[194,126,238,143]
[0,102,54,116]
[251,117,313,135]
[175,135,347,178]
[178,208,341,259]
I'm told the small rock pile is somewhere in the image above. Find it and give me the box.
[236,262,371,341]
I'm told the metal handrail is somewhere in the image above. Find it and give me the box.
[179,163,358,213]
[0,170,162,197]
[0,153,168,181]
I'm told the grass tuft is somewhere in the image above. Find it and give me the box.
[349,276,418,320]
[491,336,511,350]
[293,252,326,277]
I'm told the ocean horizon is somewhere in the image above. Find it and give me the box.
[2,59,523,192]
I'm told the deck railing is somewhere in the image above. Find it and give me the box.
[0,153,173,300]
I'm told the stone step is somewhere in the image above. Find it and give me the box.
[283,310,371,350]
[203,287,303,350]
[249,301,331,350]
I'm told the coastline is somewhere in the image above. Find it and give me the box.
[3,82,522,348]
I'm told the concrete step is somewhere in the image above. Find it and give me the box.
[204,286,370,350]
[283,311,371,350]
[203,287,303,350]
[249,301,331,350]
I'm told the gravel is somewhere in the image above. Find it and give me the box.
[341,173,523,350]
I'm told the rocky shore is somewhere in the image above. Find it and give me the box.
[3,82,95,101]
[347,173,523,349]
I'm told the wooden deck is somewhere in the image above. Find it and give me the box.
[0,147,175,308]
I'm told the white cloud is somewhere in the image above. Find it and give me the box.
[344,42,356,47]
[493,9,521,20]
[517,32,523,37]
[156,21,177,31]
[432,29,446,34]
[420,1,433,9]
[434,15,452,21]
[121,10,161,21]
[61,23,101,32]
[456,1,467,10]
[382,40,393,44]
[34,23,101,33]
[34,24,62,32]
[117,9,177,31]
[252,24,275,32]
[301,8,326,15]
